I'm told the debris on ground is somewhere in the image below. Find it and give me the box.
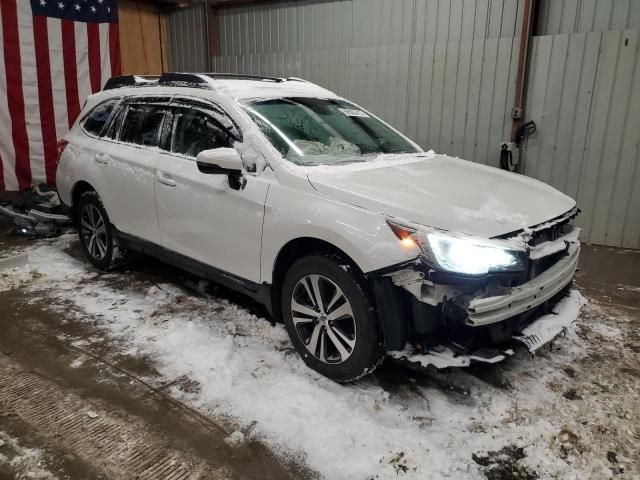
[0,185,71,238]
[472,445,538,480]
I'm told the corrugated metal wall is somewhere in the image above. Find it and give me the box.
[537,0,640,35]
[525,29,640,248]
[167,0,640,249]
[167,3,209,72]
[212,0,525,167]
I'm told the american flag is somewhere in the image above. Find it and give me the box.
[0,0,120,191]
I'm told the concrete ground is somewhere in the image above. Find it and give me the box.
[0,215,638,479]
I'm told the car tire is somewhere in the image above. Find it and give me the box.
[77,191,128,271]
[281,255,385,382]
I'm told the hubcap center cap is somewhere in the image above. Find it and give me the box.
[318,315,328,325]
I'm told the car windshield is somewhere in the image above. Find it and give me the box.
[242,97,419,165]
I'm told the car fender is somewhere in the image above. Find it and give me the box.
[260,181,420,284]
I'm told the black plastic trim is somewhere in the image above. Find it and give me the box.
[114,230,274,315]
[371,277,409,351]
[103,75,159,90]
[205,73,284,83]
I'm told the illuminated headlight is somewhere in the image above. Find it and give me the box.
[387,220,525,276]
[426,233,524,275]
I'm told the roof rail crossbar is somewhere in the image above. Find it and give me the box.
[205,73,284,83]
[103,75,159,90]
[158,72,210,87]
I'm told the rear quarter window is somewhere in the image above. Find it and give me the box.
[82,99,119,136]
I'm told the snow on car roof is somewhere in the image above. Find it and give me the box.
[92,75,341,107]
[209,78,340,101]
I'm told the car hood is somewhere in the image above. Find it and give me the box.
[306,153,576,238]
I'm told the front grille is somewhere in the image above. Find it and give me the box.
[529,219,571,246]
[527,222,575,279]
[529,249,566,278]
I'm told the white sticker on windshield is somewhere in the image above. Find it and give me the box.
[338,108,370,118]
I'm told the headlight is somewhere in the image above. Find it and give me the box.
[387,220,525,276]
[426,233,523,275]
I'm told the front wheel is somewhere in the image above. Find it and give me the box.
[281,255,384,382]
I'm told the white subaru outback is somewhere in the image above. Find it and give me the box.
[57,73,582,382]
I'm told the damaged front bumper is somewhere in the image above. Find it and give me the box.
[372,210,584,369]
[389,289,584,369]
[464,242,580,326]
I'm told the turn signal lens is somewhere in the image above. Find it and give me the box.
[387,220,419,249]
[400,236,418,249]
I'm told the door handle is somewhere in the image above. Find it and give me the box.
[95,153,109,164]
[157,171,176,187]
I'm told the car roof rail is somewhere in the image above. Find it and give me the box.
[204,72,285,83]
[103,75,159,90]
[286,77,311,83]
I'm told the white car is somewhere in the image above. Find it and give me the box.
[56,73,581,382]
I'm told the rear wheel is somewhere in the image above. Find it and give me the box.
[281,255,384,382]
[77,191,127,270]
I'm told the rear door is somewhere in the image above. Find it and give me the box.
[154,99,269,283]
[96,97,172,243]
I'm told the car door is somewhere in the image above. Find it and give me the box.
[154,101,270,283]
[96,98,171,243]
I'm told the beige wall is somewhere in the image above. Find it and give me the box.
[119,0,168,75]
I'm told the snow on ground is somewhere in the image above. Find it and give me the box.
[1,235,638,480]
[0,432,57,479]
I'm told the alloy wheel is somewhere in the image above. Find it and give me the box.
[290,274,357,364]
[80,204,108,261]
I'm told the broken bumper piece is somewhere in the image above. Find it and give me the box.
[465,242,580,326]
[389,289,585,369]
[389,345,514,369]
[513,289,585,352]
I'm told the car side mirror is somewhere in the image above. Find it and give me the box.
[196,148,246,190]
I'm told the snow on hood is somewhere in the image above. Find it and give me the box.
[304,152,576,238]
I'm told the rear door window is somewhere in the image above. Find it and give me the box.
[170,108,232,157]
[82,99,119,136]
[120,104,166,147]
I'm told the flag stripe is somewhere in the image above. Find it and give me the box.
[99,22,112,89]
[87,23,101,93]
[47,18,70,149]
[74,21,92,112]
[0,14,18,191]
[33,15,58,185]
[0,1,119,191]
[18,2,45,185]
[1,0,31,190]
[109,22,120,77]
[61,19,80,129]
[0,150,4,192]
